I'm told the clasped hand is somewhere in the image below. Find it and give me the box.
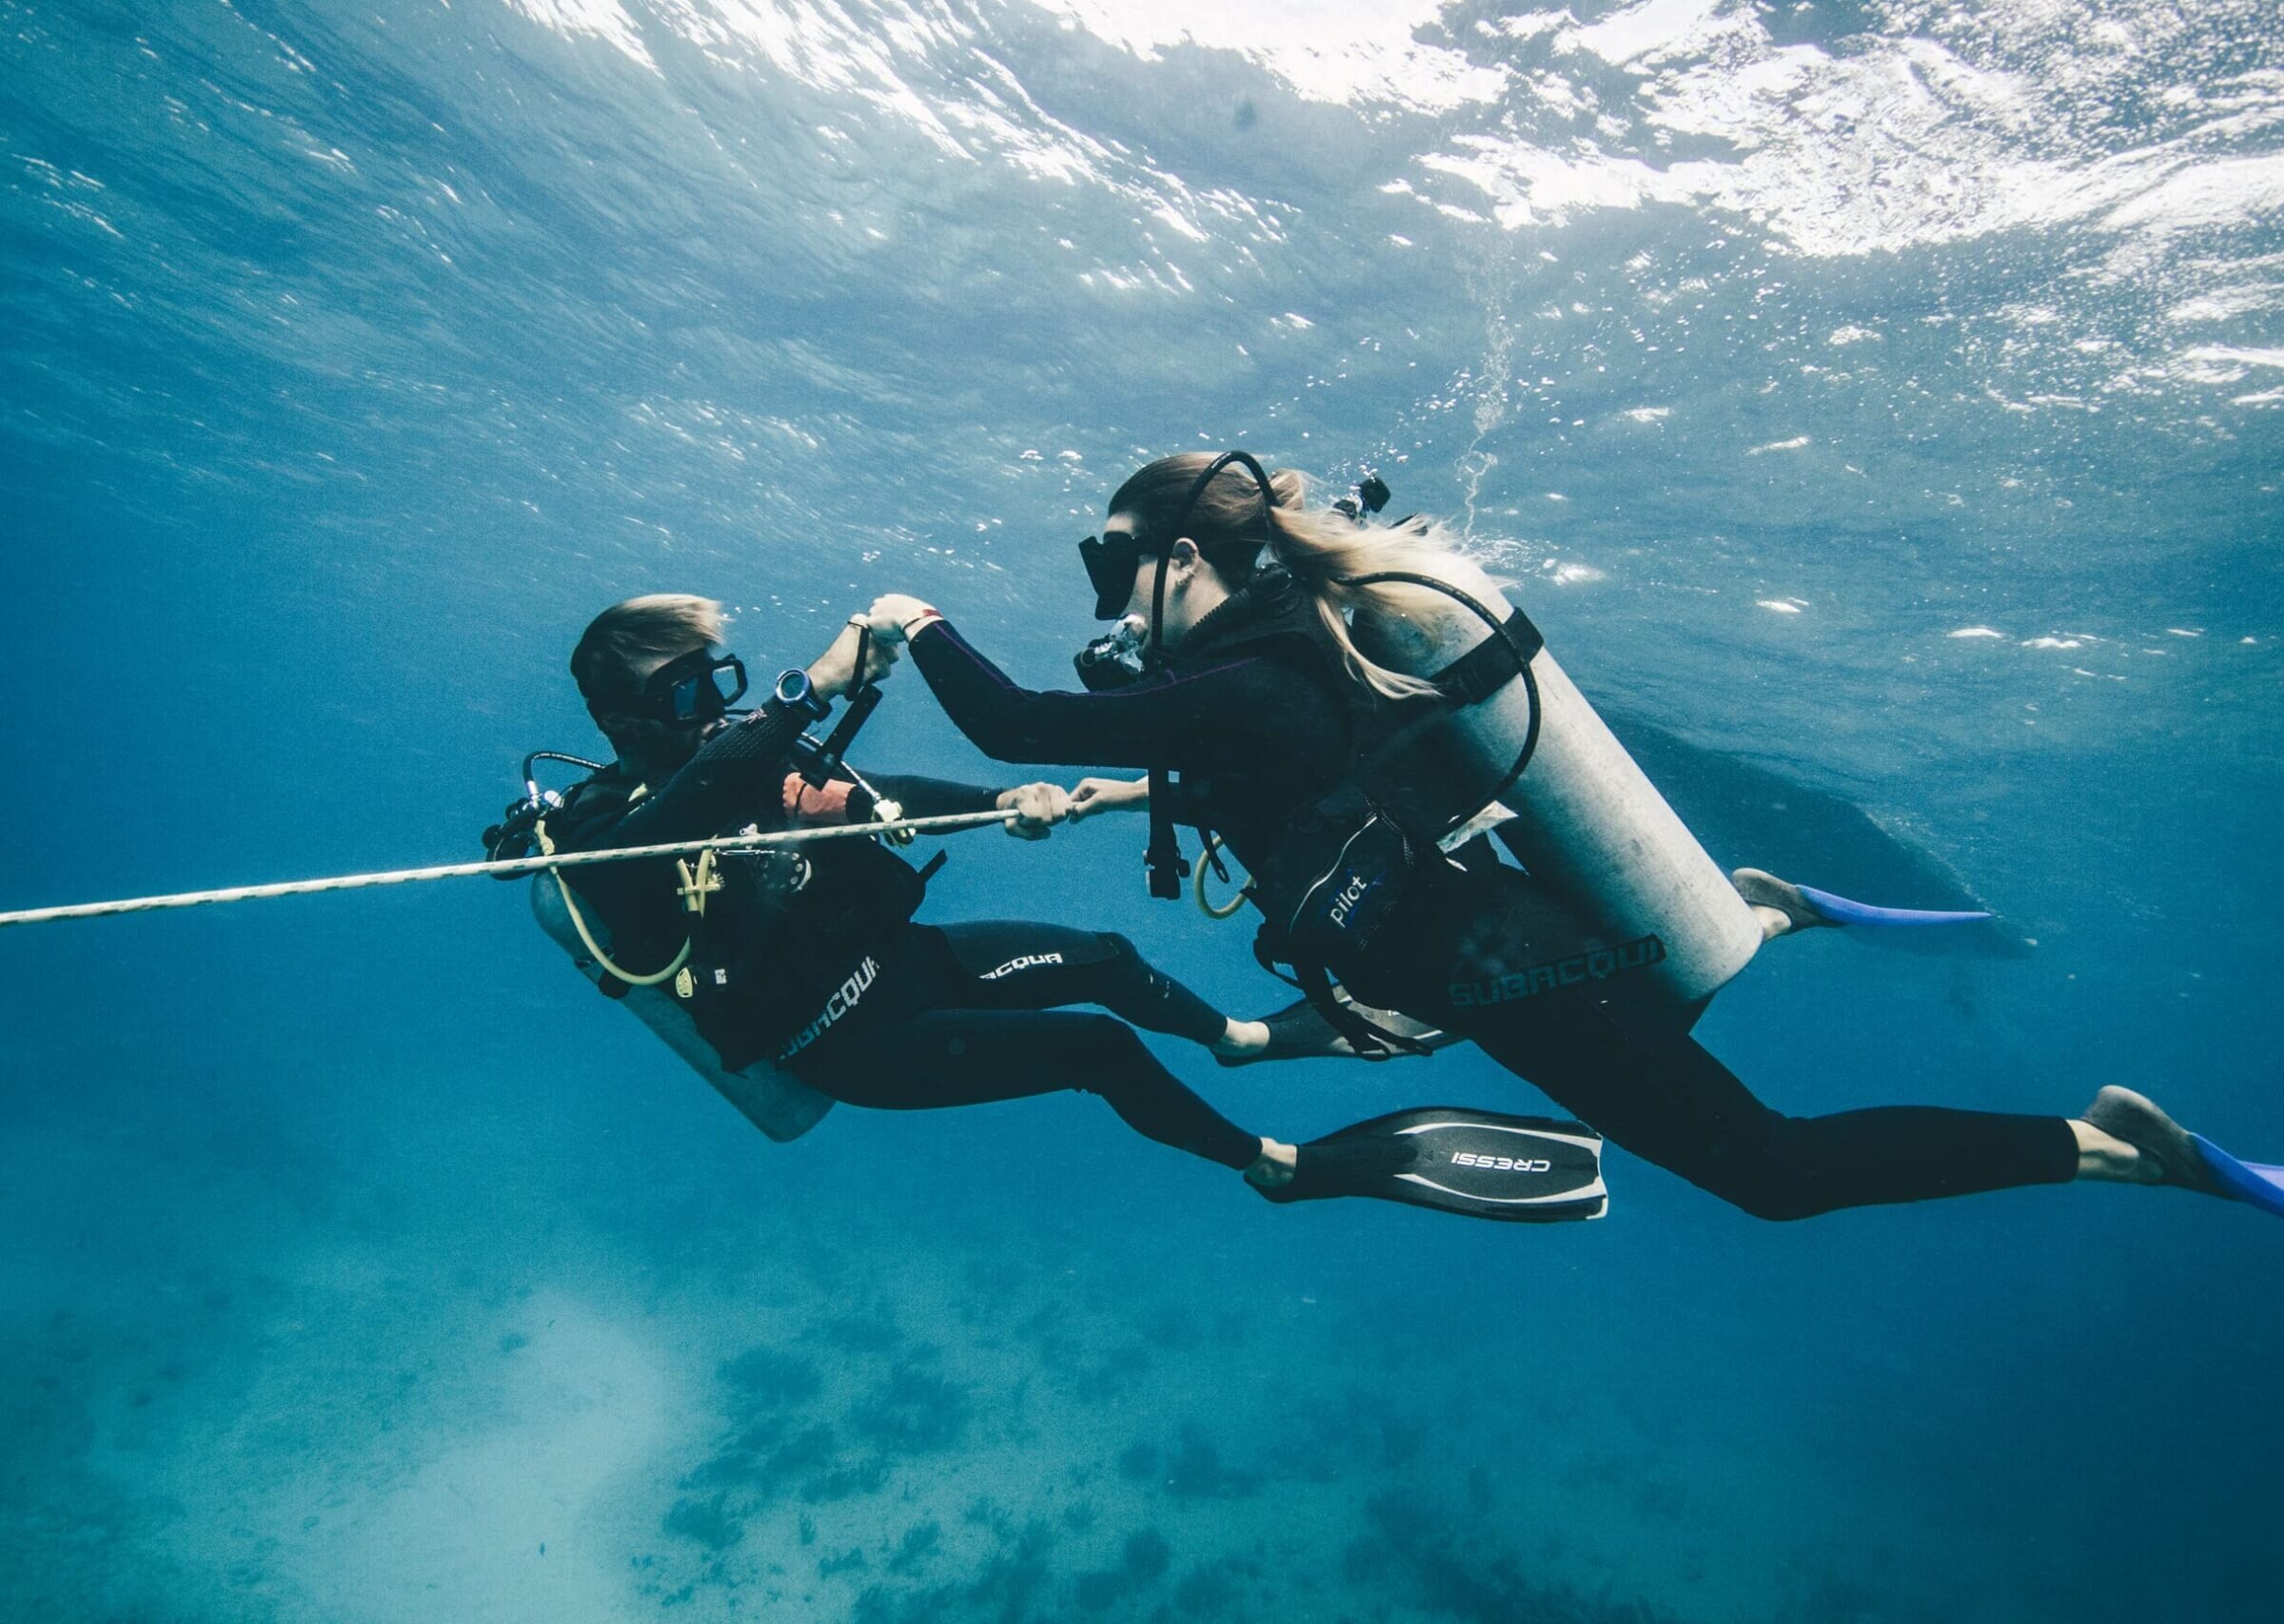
[806,615,901,699]
[996,781,1072,841]
[863,594,936,643]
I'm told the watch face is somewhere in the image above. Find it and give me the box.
[775,669,824,713]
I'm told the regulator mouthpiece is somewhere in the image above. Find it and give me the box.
[1074,614,1150,692]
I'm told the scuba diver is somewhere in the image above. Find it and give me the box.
[856,452,2284,1223]
[491,593,1602,1217]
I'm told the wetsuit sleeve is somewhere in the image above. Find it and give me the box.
[605,700,812,847]
[861,773,1006,816]
[906,617,1267,769]
[781,770,1004,824]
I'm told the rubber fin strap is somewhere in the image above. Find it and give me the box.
[1794,883,1991,927]
[2192,1134,2284,1219]
[1293,959,1432,1059]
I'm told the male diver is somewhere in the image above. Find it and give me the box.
[501,594,1590,1216]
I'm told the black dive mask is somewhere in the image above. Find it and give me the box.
[1079,530,1154,621]
[635,648,747,724]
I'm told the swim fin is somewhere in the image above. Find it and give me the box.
[1218,991,1460,1067]
[2086,1086,2284,1220]
[1259,1107,1606,1222]
[1217,999,1355,1067]
[1332,988,1460,1061]
[1734,868,1992,930]
[2191,1137,2284,1220]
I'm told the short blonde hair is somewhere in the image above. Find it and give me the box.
[570,594,723,706]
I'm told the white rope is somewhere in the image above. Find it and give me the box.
[0,809,1019,930]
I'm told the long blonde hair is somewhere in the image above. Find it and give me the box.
[1107,453,1501,700]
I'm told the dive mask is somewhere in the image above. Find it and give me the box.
[637,647,748,724]
[1073,614,1150,692]
[1078,529,1154,621]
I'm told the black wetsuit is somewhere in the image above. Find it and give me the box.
[907,585,2080,1221]
[545,699,1258,1169]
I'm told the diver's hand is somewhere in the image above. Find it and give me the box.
[997,781,1071,840]
[864,594,940,644]
[806,618,898,700]
[856,620,901,685]
[1068,776,1150,821]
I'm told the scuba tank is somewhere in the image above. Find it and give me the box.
[484,710,927,1145]
[1139,454,1761,1018]
[1347,564,1762,1011]
[488,750,836,1143]
[529,876,833,1143]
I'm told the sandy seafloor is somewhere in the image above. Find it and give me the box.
[0,1086,2063,1624]
[5,846,2274,1624]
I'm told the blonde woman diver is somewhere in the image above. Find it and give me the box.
[860,452,2284,1221]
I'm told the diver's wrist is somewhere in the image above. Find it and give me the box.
[778,666,835,716]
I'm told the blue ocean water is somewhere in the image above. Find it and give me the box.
[4,1,2280,1618]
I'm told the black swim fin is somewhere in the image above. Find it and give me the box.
[1217,992,1461,1067]
[1259,1107,1606,1222]
[1217,999,1356,1067]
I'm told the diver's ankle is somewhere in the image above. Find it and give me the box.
[2071,1118,2151,1184]
[1245,1138,1297,1188]
[1214,1019,1270,1058]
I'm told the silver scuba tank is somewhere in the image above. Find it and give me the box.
[1352,579,1762,1011]
[530,876,833,1143]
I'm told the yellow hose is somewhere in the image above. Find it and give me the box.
[1193,833,1252,921]
[537,820,693,988]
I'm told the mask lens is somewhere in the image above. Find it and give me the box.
[645,651,744,723]
[711,655,748,710]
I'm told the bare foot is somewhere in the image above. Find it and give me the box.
[2069,1118,2148,1184]
[2081,1086,2223,1194]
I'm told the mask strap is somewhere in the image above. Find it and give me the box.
[1144,553,1171,673]
[1168,450,1278,545]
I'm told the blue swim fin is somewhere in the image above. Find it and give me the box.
[2192,1135,2284,1220]
[1793,883,1992,928]
[2086,1089,2284,1222]
[1735,868,1991,930]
